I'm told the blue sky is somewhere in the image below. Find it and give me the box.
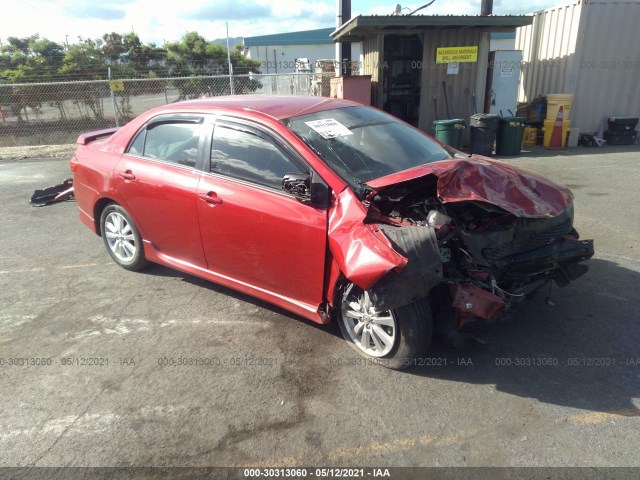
[2,0,560,45]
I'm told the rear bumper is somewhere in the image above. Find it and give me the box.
[78,206,98,234]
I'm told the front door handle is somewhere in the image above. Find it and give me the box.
[118,170,136,181]
[199,191,223,205]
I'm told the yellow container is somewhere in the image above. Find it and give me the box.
[523,126,537,146]
[543,119,570,147]
[546,94,574,121]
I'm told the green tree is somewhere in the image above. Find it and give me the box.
[101,33,127,63]
[59,37,107,79]
[58,38,109,119]
[123,33,166,70]
[0,35,65,79]
[165,32,260,75]
[0,36,66,119]
[30,38,66,75]
[166,32,261,99]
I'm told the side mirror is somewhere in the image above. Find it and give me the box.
[282,173,311,200]
[282,172,330,209]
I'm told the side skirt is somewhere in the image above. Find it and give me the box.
[142,241,327,325]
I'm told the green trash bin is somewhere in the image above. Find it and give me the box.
[433,119,466,149]
[496,117,527,155]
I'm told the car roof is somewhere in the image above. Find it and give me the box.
[176,95,358,120]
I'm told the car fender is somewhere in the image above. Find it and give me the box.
[327,188,408,291]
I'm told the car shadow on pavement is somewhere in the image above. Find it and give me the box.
[407,258,640,415]
[138,263,341,336]
[140,258,639,415]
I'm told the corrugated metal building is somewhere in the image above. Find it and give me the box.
[244,28,361,74]
[332,15,532,137]
[516,0,640,133]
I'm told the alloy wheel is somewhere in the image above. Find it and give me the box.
[104,211,137,263]
[340,285,397,357]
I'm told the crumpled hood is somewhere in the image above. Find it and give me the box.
[365,156,574,218]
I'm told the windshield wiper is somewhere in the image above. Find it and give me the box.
[346,120,393,131]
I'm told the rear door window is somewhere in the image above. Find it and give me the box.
[127,117,204,168]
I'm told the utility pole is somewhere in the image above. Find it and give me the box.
[226,22,234,95]
[108,67,119,127]
[336,0,352,76]
[481,0,493,15]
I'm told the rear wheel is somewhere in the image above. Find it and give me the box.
[100,204,148,271]
[337,282,432,370]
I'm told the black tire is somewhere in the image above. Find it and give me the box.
[337,282,432,370]
[99,204,148,271]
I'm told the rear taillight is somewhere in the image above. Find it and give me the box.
[70,156,78,172]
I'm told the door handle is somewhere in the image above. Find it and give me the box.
[199,191,223,205]
[118,170,136,181]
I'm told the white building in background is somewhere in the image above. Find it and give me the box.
[244,28,361,74]
[516,0,640,133]
[490,31,516,51]
[244,27,508,75]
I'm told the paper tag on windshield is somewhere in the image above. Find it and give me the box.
[305,119,353,139]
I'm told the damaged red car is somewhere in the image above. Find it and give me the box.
[71,96,594,369]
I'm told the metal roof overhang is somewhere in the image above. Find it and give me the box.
[331,15,533,42]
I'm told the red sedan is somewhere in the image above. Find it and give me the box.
[71,95,593,369]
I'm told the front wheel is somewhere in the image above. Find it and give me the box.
[100,204,148,271]
[337,283,432,370]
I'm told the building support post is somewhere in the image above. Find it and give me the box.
[474,31,491,115]
[336,0,351,76]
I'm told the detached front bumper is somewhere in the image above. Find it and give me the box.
[451,236,594,324]
[495,236,595,284]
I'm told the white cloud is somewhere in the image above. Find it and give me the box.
[0,0,560,47]
[365,0,558,17]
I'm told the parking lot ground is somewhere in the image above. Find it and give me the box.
[1,145,639,470]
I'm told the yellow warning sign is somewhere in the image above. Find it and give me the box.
[436,46,478,64]
[109,80,125,92]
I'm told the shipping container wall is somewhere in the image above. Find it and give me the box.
[516,0,640,132]
[574,1,640,132]
[515,2,582,101]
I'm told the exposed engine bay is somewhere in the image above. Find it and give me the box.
[363,174,594,328]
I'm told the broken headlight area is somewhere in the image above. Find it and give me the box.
[366,183,594,328]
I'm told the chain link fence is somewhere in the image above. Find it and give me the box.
[0,72,335,147]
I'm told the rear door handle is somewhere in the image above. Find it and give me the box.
[199,191,223,205]
[118,170,136,181]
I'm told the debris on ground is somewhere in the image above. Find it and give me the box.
[30,178,74,206]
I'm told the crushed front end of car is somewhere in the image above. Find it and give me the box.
[329,156,594,337]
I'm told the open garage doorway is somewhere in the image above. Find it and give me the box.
[382,34,422,126]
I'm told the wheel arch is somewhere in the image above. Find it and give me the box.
[335,277,434,369]
[330,269,442,323]
[93,197,118,236]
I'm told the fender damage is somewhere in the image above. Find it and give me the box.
[327,157,594,324]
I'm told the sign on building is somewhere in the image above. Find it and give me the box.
[436,46,478,63]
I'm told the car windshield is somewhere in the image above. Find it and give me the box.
[285,106,450,187]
